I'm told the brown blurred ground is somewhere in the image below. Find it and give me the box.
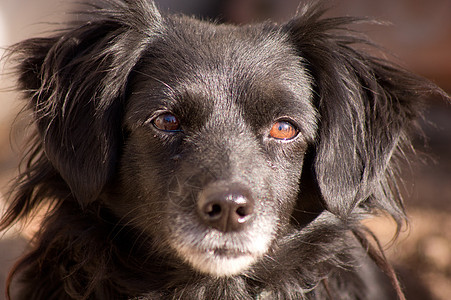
[1,1,450,299]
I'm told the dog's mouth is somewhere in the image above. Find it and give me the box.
[207,247,247,257]
[173,242,260,277]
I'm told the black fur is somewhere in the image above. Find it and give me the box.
[1,1,446,299]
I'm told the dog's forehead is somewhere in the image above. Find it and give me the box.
[155,17,306,82]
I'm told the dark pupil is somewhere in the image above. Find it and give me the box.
[278,123,288,131]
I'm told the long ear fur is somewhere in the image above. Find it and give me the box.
[284,3,447,223]
[1,0,162,227]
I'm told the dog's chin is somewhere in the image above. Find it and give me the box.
[168,215,276,277]
[174,244,262,277]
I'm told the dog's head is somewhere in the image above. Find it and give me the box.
[5,0,439,280]
[115,15,318,276]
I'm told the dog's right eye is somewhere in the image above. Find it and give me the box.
[152,113,181,132]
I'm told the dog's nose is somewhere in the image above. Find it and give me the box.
[197,185,255,232]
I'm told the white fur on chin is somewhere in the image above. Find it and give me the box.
[175,244,261,277]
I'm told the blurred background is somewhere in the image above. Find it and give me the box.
[0,0,450,299]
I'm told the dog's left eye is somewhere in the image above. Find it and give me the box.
[153,113,181,132]
[269,120,299,140]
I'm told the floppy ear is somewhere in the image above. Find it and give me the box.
[284,5,443,221]
[13,0,162,207]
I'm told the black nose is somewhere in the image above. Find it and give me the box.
[197,184,255,233]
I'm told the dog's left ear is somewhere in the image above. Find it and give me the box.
[13,1,162,207]
[284,6,445,220]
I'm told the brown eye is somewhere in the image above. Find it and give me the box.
[269,121,298,140]
[153,113,181,132]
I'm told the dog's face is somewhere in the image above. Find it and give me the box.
[109,19,317,276]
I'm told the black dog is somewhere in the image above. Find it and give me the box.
[1,0,445,299]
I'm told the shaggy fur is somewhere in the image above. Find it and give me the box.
[1,1,446,299]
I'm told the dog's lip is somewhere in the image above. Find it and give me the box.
[205,247,248,257]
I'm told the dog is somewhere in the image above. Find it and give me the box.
[1,0,446,299]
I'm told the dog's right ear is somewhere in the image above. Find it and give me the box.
[12,0,162,208]
[284,4,447,222]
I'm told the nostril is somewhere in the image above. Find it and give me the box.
[235,203,253,221]
[206,203,222,219]
[236,206,247,218]
[234,197,254,220]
